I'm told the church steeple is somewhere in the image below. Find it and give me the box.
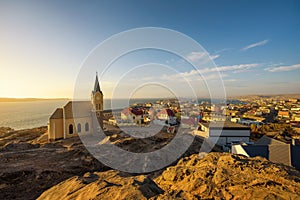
[91,72,104,131]
[93,72,102,94]
[91,72,104,113]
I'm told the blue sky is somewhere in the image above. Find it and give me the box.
[0,0,299,98]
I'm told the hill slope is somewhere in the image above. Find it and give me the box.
[38,152,300,200]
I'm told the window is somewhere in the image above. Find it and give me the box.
[69,124,73,134]
[96,104,101,110]
[77,123,81,133]
[85,122,89,132]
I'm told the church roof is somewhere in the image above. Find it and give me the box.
[63,101,93,119]
[50,108,63,119]
[93,73,102,94]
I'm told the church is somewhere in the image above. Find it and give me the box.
[48,74,104,141]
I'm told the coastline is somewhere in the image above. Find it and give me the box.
[0,98,70,103]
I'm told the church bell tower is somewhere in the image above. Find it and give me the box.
[91,72,104,130]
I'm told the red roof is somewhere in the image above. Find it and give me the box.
[121,108,143,116]
[278,111,289,116]
[157,108,175,117]
[181,117,196,125]
[166,109,175,117]
[131,108,143,116]
[121,108,131,116]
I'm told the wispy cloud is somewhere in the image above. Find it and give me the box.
[214,48,232,54]
[134,63,260,84]
[210,54,220,60]
[224,79,237,82]
[265,64,300,72]
[159,63,259,82]
[186,51,219,63]
[160,72,228,82]
[179,63,259,76]
[241,39,269,51]
[216,63,259,73]
[232,69,252,74]
[186,52,207,62]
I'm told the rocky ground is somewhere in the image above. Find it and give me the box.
[38,153,300,200]
[0,126,216,199]
[1,126,300,200]
[0,127,107,200]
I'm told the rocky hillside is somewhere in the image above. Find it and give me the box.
[38,153,300,200]
[0,127,107,200]
[0,126,217,199]
[1,127,300,200]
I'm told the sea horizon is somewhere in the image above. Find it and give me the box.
[0,97,239,130]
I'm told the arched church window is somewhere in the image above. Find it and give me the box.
[85,122,89,132]
[69,124,73,134]
[77,123,81,133]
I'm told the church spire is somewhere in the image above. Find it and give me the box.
[93,72,102,94]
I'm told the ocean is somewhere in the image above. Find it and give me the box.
[0,98,234,130]
[0,100,68,130]
[0,99,158,130]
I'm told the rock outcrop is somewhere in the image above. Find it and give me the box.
[38,153,300,200]
[154,153,300,199]
[38,170,163,200]
[0,127,107,200]
[2,126,300,200]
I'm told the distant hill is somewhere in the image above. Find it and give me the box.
[228,93,300,101]
[0,98,70,102]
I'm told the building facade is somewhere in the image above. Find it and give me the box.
[197,121,250,146]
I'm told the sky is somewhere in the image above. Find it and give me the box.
[0,0,299,99]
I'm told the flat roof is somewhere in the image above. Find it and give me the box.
[200,121,250,130]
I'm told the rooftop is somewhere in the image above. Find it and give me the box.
[200,121,250,130]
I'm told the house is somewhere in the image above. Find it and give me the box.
[225,109,239,117]
[48,73,103,141]
[181,117,197,129]
[241,115,265,123]
[278,111,290,119]
[121,108,144,125]
[156,108,177,125]
[235,118,263,126]
[147,108,156,120]
[198,121,250,146]
[232,136,300,170]
[293,115,300,122]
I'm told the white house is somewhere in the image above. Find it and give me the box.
[198,121,250,146]
[156,108,177,125]
[121,108,144,125]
